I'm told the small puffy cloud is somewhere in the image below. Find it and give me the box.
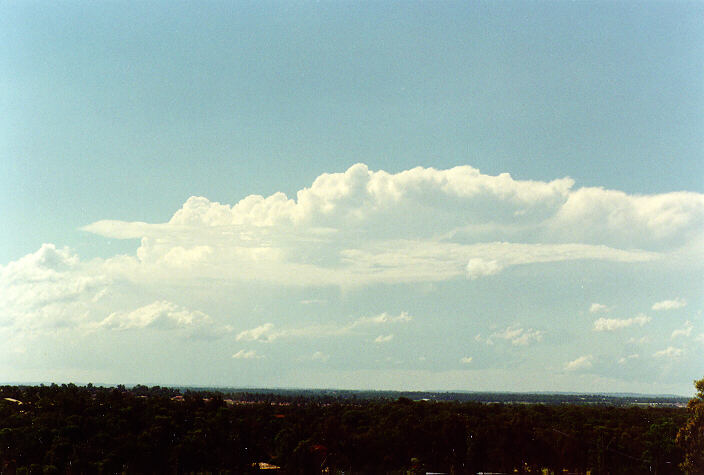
[99,301,211,331]
[593,314,650,331]
[374,334,394,344]
[628,336,651,345]
[653,346,683,359]
[236,323,276,342]
[589,303,610,314]
[618,354,639,364]
[652,298,687,311]
[466,258,503,279]
[490,325,544,346]
[565,355,593,371]
[671,321,693,339]
[232,349,264,360]
[460,356,473,364]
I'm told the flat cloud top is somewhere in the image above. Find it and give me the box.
[77,163,696,288]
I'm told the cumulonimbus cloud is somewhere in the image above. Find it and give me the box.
[78,163,700,288]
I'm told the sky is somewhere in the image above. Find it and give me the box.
[1,1,703,395]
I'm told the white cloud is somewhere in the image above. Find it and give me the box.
[589,303,610,313]
[653,347,683,359]
[565,355,593,371]
[618,354,639,364]
[374,334,394,344]
[490,325,544,346]
[593,314,651,331]
[671,321,693,339]
[232,349,264,360]
[549,187,704,249]
[236,323,276,342]
[78,164,677,288]
[652,298,687,311]
[351,311,412,326]
[466,259,503,279]
[460,356,473,364]
[0,244,109,331]
[99,301,211,331]
[164,164,575,230]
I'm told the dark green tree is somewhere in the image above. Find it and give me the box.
[677,376,704,474]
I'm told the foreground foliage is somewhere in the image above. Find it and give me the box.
[0,384,690,474]
[676,377,704,474]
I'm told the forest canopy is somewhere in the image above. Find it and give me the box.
[0,383,696,474]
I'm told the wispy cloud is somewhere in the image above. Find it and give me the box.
[652,298,687,311]
[236,323,276,342]
[617,354,639,364]
[671,321,693,339]
[374,334,394,344]
[589,303,610,314]
[460,356,473,364]
[565,355,593,371]
[653,347,683,359]
[235,312,413,343]
[232,349,264,360]
[593,314,650,331]
[99,301,211,331]
[489,325,544,346]
[351,312,412,327]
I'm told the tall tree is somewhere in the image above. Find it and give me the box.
[677,377,704,474]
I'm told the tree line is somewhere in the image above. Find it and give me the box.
[0,381,700,474]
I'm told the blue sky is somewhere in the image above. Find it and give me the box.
[1,1,703,394]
